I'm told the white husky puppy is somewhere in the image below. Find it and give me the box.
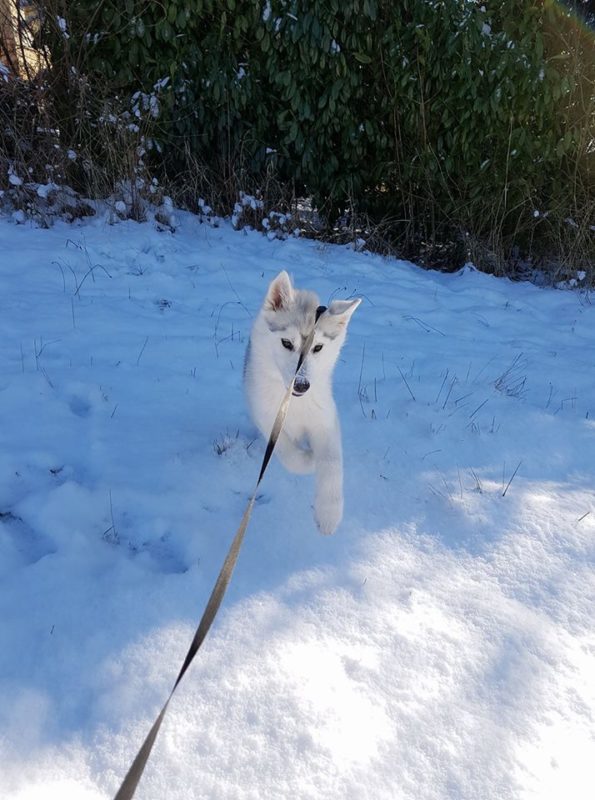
[245,271,360,535]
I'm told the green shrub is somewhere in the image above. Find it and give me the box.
[10,0,595,276]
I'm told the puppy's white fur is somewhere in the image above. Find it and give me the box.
[245,271,360,535]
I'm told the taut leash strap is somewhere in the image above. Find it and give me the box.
[114,498,256,800]
[113,309,325,800]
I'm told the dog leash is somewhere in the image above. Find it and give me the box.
[113,305,327,800]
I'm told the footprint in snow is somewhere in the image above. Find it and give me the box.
[0,511,56,568]
[130,534,189,575]
[68,395,92,418]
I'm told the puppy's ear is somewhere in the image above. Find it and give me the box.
[327,298,361,326]
[265,270,294,311]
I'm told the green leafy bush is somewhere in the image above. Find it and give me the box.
[7,0,594,275]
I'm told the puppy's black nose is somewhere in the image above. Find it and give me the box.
[293,377,310,395]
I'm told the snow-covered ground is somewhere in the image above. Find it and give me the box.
[0,211,594,800]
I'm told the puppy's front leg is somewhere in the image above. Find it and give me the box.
[274,431,315,474]
[312,424,344,535]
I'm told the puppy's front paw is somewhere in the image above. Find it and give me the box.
[314,497,343,536]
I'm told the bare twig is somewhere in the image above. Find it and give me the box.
[136,336,149,366]
[397,366,416,401]
[502,460,522,497]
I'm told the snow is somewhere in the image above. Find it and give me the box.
[0,210,594,800]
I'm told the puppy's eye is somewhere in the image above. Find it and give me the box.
[312,344,323,353]
[281,338,294,351]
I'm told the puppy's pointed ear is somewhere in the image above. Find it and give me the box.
[327,298,361,326]
[265,270,294,311]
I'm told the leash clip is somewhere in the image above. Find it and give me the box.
[315,304,327,321]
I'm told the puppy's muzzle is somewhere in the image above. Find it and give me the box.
[293,376,310,396]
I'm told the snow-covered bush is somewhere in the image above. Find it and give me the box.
[1,177,95,226]
[231,192,300,240]
[1,1,592,279]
